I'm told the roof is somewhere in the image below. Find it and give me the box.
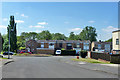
[92,41,112,44]
[112,29,120,33]
[35,40,91,43]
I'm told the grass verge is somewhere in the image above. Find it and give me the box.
[0,57,8,59]
[71,58,112,64]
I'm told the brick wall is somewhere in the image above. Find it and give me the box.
[37,49,54,54]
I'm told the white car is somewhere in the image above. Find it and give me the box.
[56,50,61,55]
[0,54,4,58]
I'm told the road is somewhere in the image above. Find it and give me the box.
[2,56,118,78]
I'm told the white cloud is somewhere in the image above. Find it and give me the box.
[88,20,95,23]
[21,14,28,18]
[15,20,24,23]
[0,25,7,29]
[102,26,118,32]
[71,28,82,31]
[37,22,48,25]
[3,18,8,21]
[29,25,45,28]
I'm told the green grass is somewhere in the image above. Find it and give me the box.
[0,57,8,59]
[71,58,112,64]
[15,53,52,56]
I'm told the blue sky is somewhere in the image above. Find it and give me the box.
[0,2,118,41]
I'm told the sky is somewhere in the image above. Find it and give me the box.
[0,2,118,41]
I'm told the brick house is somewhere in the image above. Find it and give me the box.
[91,41,112,53]
[26,40,91,54]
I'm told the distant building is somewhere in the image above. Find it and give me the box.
[112,30,120,54]
[91,41,112,53]
[26,40,91,54]
[0,33,2,53]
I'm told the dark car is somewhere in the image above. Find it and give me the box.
[3,52,15,55]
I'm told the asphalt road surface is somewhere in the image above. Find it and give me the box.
[2,56,118,78]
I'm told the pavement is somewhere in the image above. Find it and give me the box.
[2,56,119,78]
[57,56,119,76]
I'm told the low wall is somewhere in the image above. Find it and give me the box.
[37,49,54,54]
[90,52,120,64]
[110,54,120,64]
[91,52,110,61]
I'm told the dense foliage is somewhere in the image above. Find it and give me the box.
[7,16,17,52]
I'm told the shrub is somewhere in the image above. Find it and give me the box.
[1,51,3,55]
[80,50,87,58]
[19,47,26,50]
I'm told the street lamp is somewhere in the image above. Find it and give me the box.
[8,24,15,59]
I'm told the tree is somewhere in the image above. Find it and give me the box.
[17,36,26,49]
[79,26,97,42]
[105,38,112,42]
[52,33,67,40]
[68,32,76,40]
[7,16,17,52]
[2,34,9,51]
[37,30,52,40]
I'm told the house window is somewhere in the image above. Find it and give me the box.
[67,43,72,49]
[59,43,62,48]
[49,42,54,49]
[76,43,80,48]
[41,42,44,48]
[98,44,101,50]
[83,43,89,50]
[105,44,110,52]
[116,39,119,45]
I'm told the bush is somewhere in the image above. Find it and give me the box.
[1,51,3,55]
[80,50,87,58]
[19,47,26,50]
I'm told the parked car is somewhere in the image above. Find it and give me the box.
[3,52,15,55]
[56,50,61,55]
[0,54,3,58]
[20,50,32,54]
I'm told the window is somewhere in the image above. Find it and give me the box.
[67,43,72,49]
[83,43,89,50]
[67,43,72,46]
[98,44,101,49]
[41,42,44,48]
[116,39,119,45]
[49,42,54,49]
[59,43,62,48]
[76,43,80,48]
[105,44,110,52]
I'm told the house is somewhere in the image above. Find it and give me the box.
[0,33,2,53]
[26,40,91,54]
[91,41,112,53]
[112,30,120,54]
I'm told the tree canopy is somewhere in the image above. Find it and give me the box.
[79,26,97,42]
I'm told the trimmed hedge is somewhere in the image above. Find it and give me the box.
[61,50,76,56]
